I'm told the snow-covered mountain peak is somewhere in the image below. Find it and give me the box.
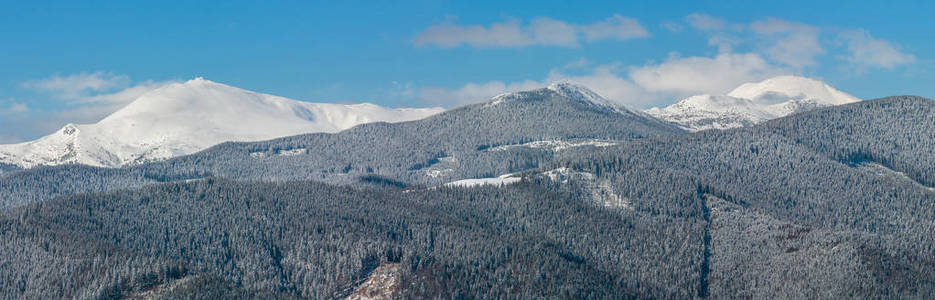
[0,78,444,168]
[103,77,283,122]
[484,82,616,109]
[646,76,861,131]
[676,94,753,110]
[483,83,657,123]
[546,82,618,108]
[727,75,859,106]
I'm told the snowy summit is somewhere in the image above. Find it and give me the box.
[0,78,443,168]
[646,76,860,131]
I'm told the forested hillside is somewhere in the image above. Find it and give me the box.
[1,178,705,298]
[0,85,681,210]
[0,95,933,298]
[0,162,18,175]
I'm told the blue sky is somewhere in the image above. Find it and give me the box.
[1,0,932,142]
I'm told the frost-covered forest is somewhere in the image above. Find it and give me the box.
[0,92,933,298]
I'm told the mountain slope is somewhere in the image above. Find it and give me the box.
[147,82,682,185]
[2,96,933,298]
[0,78,443,168]
[646,76,860,131]
[0,83,683,210]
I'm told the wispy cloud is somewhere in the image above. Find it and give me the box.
[420,80,542,107]
[684,15,824,68]
[579,15,650,42]
[23,72,129,102]
[414,14,649,48]
[0,102,124,145]
[417,13,916,109]
[5,72,179,142]
[840,29,916,70]
[679,13,913,71]
[22,71,174,105]
[662,21,684,33]
[0,102,28,114]
[749,18,824,68]
[685,13,727,32]
[630,53,785,96]
[418,52,787,108]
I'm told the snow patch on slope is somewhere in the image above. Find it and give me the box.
[444,173,522,188]
[646,76,860,131]
[0,78,443,168]
[343,263,402,300]
[485,139,619,152]
[541,167,632,210]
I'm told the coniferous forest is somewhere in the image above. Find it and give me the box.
[1,92,934,298]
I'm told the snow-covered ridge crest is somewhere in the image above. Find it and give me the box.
[646,75,860,131]
[484,81,644,117]
[0,78,444,168]
[546,82,619,108]
[727,76,858,105]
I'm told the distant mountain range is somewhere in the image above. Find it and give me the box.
[0,76,860,170]
[0,82,681,209]
[0,75,933,298]
[646,76,860,131]
[0,78,442,168]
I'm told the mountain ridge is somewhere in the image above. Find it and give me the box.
[0,78,444,168]
[0,83,684,209]
[646,75,860,131]
[2,95,932,298]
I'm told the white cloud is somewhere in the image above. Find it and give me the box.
[629,53,784,95]
[419,80,542,107]
[749,18,824,68]
[0,99,31,143]
[1,101,130,143]
[414,15,648,48]
[420,52,788,108]
[564,57,592,69]
[707,33,742,53]
[662,21,683,33]
[686,15,825,68]
[413,18,533,48]
[23,72,175,105]
[83,80,170,103]
[685,14,913,71]
[22,71,130,101]
[23,72,126,91]
[579,14,649,42]
[840,29,915,70]
[529,17,579,47]
[685,13,727,31]
[415,67,654,108]
[546,65,656,106]
[5,72,178,141]
[414,14,915,109]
